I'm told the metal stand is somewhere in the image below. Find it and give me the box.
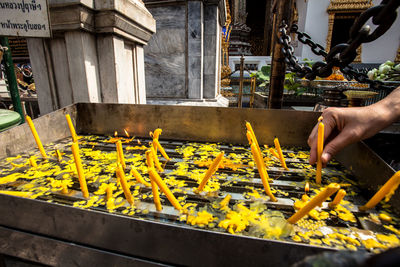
[237,55,244,108]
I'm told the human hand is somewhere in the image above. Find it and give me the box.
[308,105,393,166]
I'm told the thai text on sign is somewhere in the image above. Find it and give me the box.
[0,0,50,38]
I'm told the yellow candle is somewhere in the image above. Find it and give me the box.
[220,194,232,207]
[151,145,163,172]
[316,121,324,184]
[153,128,162,140]
[25,115,47,158]
[197,152,224,192]
[106,184,114,201]
[65,114,78,143]
[246,122,261,155]
[251,143,277,202]
[61,184,69,194]
[29,156,37,168]
[148,168,182,211]
[274,137,288,170]
[269,148,280,160]
[55,149,62,162]
[246,131,253,145]
[150,179,162,211]
[328,189,346,209]
[131,168,151,187]
[116,165,134,205]
[287,183,340,224]
[145,150,154,169]
[71,142,89,198]
[360,171,400,211]
[116,140,126,169]
[154,140,170,161]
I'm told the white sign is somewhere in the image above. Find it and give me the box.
[0,0,51,38]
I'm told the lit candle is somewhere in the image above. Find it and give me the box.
[116,164,134,205]
[316,120,324,184]
[303,182,310,200]
[150,179,162,211]
[124,129,130,138]
[65,114,78,143]
[359,171,400,211]
[116,140,126,169]
[287,183,340,224]
[71,142,89,198]
[251,143,277,202]
[25,115,47,158]
[197,152,225,192]
[29,156,37,168]
[274,137,288,170]
[329,189,346,209]
[131,168,151,187]
[305,182,310,194]
[151,145,163,172]
[154,140,170,161]
[148,168,182,211]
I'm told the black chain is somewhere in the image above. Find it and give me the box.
[278,0,400,91]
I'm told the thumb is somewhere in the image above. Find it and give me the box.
[321,129,357,165]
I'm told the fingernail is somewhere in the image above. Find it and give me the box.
[322,152,331,163]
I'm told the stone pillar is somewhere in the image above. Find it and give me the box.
[203,3,220,99]
[144,0,227,106]
[187,1,204,99]
[27,0,155,115]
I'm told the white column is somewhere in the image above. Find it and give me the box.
[65,31,101,103]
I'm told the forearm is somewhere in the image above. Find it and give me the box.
[370,86,400,126]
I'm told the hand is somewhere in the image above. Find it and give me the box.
[308,105,393,166]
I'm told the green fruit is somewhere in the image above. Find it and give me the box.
[384,60,395,67]
[379,65,391,74]
[394,64,400,72]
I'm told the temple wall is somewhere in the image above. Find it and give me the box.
[295,0,399,63]
[143,0,227,106]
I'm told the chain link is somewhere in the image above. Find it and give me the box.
[278,0,400,91]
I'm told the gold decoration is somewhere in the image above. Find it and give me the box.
[326,0,373,63]
[221,0,232,87]
[395,45,400,63]
[327,0,372,12]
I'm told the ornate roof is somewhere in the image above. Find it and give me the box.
[327,0,373,12]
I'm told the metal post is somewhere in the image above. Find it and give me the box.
[268,0,295,109]
[249,76,256,108]
[237,55,244,108]
[0,37,24,123]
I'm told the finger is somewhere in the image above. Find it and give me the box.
[308,115,336,165]
[321,129,358,166]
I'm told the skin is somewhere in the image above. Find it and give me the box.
[308,86,400,166]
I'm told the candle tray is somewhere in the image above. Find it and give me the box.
[0,103,398,266]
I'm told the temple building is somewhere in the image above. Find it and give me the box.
[228,0,399,63]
